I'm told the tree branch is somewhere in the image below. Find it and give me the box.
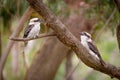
[116,24,120,50]
[10,32,56,41]
[114,0,120,50]
[26,0,120,79]
[0,6,33,80]
[114,0,120,13]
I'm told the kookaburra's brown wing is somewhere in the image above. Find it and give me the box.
[23,24,34,38]
[87,41,105,65]
[87,41,101,58]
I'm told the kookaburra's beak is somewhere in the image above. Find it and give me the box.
[40,19,45,23]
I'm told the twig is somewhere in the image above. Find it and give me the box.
[10,32,56,41]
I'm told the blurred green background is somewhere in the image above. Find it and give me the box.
[0,0,120,80]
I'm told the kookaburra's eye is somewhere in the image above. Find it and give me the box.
[84,33,91,38]
[87,35,90,38]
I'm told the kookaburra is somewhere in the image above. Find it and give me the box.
[23,18,41,69]
[79,32,105,65]
[23,18,41,39]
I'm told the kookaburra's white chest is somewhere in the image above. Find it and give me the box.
[81,36,90,50]
[80,36,100,60]
[27,23,40,38]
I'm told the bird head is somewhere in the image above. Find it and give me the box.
[29,18,44,25]
[79,32,92,42]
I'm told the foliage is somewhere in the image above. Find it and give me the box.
[86,0,119,34]
[0,0,28,31]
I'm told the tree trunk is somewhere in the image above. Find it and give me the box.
[25,37,68,80]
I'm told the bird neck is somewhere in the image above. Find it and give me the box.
[29,22,34,25]
[35,22,40,26]
[81,36,87,43]
[29,22,40,26]
[81,36,92,43]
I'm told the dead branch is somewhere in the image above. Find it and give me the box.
[0,6,33,80]
[10,32,56,41]
[26,0,120,79]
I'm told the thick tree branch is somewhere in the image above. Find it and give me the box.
[10,32,56,41]
[26,0,120,79]
[0,6,33,80]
